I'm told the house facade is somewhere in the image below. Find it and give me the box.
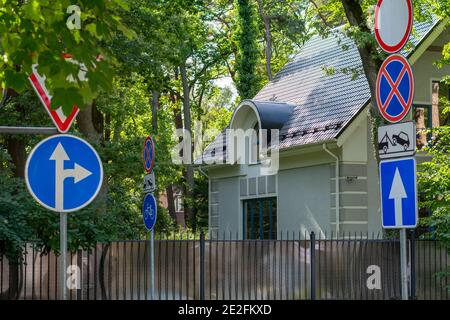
[195,19,450,239]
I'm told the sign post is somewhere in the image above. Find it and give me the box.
[60,212,68,300]
[374,0,415,300]
[400,229,408,300]
[25,135,103,300]
[142,135,156,300]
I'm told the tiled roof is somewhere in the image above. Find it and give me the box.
[196,19,440,165]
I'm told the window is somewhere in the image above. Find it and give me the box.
[243,197,277,240]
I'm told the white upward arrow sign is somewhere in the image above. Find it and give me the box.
[389,168,407,226]
[50,143,92,211]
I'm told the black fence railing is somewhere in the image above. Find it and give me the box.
[0,231,448,300]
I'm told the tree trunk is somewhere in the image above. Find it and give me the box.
[77,101,107,210]
[431,82,440,128]
[180,63,195,229]
[169,89,185,227]
[415,108,427,149]
[257,0,273,81]
[341,0,384,164]
[104,112,111,142]
[77,101,103,143]
[166,185,177,221]
[6,137,26,178]
[341,0,382,115]
[151,90,159,134]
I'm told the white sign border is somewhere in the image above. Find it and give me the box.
[25,134,104,213]
[379,156,418,229]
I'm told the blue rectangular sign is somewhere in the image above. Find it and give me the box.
[379,157,418,229]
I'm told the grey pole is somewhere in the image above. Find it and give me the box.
[150,229,155,300]
[0,126,58,135]
[60,212,68,300]
[400,229,408,300]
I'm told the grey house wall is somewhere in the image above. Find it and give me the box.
[278,165,331,238]
[209,176,240,238]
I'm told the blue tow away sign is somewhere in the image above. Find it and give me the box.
[379,157,418,228]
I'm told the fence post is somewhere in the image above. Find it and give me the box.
[409,230,416,300]
[199,231,205,300]
[77,250,83,300]
[310,231,316,300]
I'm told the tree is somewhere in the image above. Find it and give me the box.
[256,0,312,81]
[0,0,135,116]
[235,0,262,99]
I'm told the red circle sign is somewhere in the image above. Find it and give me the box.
[376,54,414,123]
[143,136,155,173]
[374,0,413,53]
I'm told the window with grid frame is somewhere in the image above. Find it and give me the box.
[243,197,277,240]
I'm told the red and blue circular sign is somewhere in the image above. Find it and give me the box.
[376,54,414,123]
[143,136,155,173]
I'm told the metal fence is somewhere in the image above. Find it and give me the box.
[0,232,448,300]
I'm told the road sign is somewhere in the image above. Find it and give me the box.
[378,121,416,159]
[379,157,417,229]
[376,54,414,123]
[143,136,155,173]
[374,0,413,53]
[29,64,79,133]
[25,134,103,212]
[142,193,157,230]
[144,172,156,194]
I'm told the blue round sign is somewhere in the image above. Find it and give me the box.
[143,136,155,173]
[25,134,103,213]
[142,193,157,230]
[376,54,414,123]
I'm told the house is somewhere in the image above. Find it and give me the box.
[195,18,450,239]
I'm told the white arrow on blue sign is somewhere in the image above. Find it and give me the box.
[379,157,418,228]
[142,193,157,231]
[25,134,103,213]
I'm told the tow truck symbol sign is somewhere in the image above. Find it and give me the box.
[379,131,410,154]
[377,121,416,159]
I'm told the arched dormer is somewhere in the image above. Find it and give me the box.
[228,100,294,164]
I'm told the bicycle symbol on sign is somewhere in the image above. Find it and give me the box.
[144,202,155,221]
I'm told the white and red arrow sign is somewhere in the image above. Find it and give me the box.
[28,54,88,133]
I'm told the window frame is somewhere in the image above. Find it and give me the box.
[242,197,277,240]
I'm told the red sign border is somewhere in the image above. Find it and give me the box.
[376,54,415,123]
[143,136,155,174]
[374,0,413,54]
[28,71,79,133]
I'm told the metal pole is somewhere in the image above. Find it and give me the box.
[199,231,205,300]
[0,126,58,135]
[60,212,67,300]
[310,231,316,300]
[400,229,408,300]
[150,230,155,300]
[410,230,416,299]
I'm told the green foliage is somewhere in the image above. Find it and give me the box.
[0,0,135,115]
[418,126,450,247]
[235,0,262,100]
